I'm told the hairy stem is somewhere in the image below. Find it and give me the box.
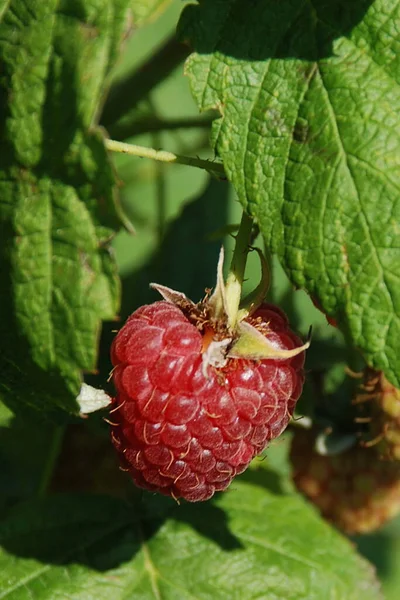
[225,211,254,328]
[105,139,225,177]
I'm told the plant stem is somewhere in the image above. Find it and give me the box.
[37,425,65,497]
[225,211,254,328]
[105,139,225,177]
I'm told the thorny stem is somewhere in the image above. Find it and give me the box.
[225,211,254,329]
[105,139,225,177]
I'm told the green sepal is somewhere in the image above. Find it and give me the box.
[228,321,310,361]
[208,246,230,322]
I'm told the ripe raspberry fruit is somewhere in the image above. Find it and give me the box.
[110,297,306,502]
[290,427,400,534]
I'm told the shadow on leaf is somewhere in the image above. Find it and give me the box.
[237,466,288,496]
[142,495,243,552]
[0,488,242,572]
[179,0,374,62]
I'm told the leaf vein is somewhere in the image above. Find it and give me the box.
[140,529,162,600]
[0,518,131,598]
[239,532,320,570]
[347,153,400,196]
[0,564,51,599]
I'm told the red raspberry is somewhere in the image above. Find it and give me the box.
[110,300,305,502]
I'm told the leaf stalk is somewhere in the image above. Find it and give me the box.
[105,139,225,177]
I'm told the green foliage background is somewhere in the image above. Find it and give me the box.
[0,0,399,598]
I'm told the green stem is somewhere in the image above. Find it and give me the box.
[105,139,225,177]
[225,211,254,328]
[37,425,65,497]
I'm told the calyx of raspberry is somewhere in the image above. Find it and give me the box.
[151,247,309,371]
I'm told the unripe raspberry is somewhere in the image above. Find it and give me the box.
[290,427,400,534]
[359,369,400,461]
[110,301,306,502]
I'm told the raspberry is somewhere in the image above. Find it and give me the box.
[110,301,306,502]
[290,427,400,534]
[357,369,400,461]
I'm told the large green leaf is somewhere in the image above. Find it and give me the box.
[0,1,132,416]
[179,0,400,386]
[0,482,381,599]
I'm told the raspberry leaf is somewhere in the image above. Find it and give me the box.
[0,1,133,416]
[0,485,381,599]
[179,0,400,387]
[132,0,173,26]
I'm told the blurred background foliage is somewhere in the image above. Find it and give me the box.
[0,0,399,595]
